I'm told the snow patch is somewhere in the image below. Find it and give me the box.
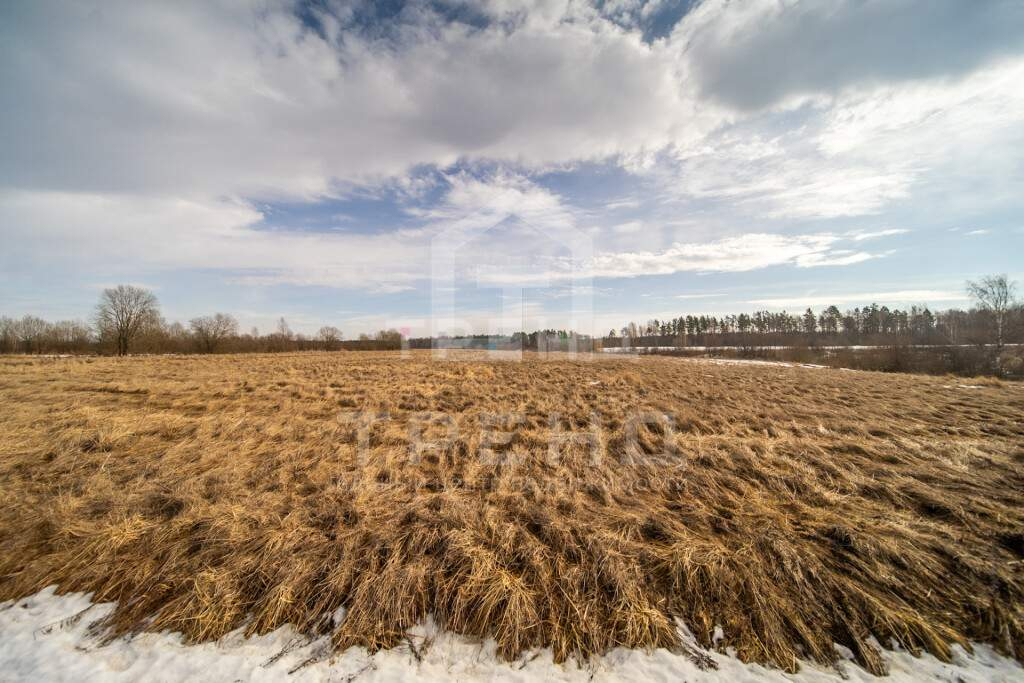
[688,358,829,370]
[2,587,1023,682]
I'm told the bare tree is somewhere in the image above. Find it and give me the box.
[317,325,342,349]
[15,315,50,353]
[50,320,93,352]
[966,275,1018,349]
[0,317,16,353]
[95,285,160,356]
[190,313,239,353]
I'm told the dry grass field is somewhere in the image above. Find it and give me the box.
[1,351,1022,676]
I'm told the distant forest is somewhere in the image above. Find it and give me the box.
[2,279,1021,370]
[5,302,1021,355]
[609,303,1023,348]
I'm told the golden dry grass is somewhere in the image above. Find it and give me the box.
[0,351,1022,675]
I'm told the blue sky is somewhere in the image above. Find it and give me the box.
[2,0,1023,337]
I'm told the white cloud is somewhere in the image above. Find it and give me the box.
[0,1,705,198]
[0,173,893,296]
[675,0,1024,111]
[3,1,1020,211]
[965,229,990,236]
[1,0,1022,314]
[848,229,909,241]
[0,174,592,292]
[0,190,428,290]
[642,114,918,220]
[612,221,644,235]
[649,53,1024,225]
[605,198,641,210]
[589,233,885,278]
[795,250,881,268]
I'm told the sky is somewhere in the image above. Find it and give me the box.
[1,0,1023,338]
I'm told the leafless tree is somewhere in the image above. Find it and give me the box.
[0,317,16,353]
[50,320,93,352]
[967,275,1018,349]
[190,313,239,353]
[317,325,342,349]
[94,285,160,356]
[15,315,50,353]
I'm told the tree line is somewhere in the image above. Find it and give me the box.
[612,276,1021,349]
[1,277,1020,356]
[0,285,354,355]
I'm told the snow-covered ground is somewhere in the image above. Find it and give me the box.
[689,358,829,369]
[2,588,1022,682]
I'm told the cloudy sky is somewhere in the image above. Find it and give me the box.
[2,0,1022,337]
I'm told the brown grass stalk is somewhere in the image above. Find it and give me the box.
[0,351,1022,675]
